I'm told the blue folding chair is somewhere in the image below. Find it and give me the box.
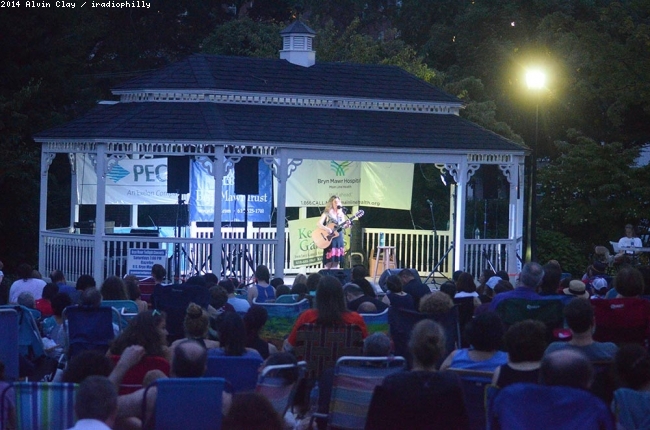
[63,305,116,359]
[359,308,389,334]
[205,354,264,393]
[143,377,225,430]
[0,305,45,378]
[0,308,19,381]
[102,299,138,328]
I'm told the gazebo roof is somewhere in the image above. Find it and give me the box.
[35,101,525,153]
[110,54,462,104]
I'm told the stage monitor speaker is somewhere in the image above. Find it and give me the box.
[167,156,190,194]
[378,268,420,289]
[318,269,352,285]
[234,157,259,195]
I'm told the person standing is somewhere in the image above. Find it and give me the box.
[615,224,644,264]
[317,195,350,269]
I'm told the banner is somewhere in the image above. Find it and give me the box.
[76,155,180,205]
[288,216,353,268]
[189,159,272,223]
[283,161,413,209]
[288,217,322,267]
[75,155,272,222]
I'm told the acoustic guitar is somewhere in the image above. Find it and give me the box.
[311,210,365,249]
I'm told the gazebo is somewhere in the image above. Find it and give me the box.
[34,21,528,284]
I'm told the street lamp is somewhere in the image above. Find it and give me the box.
[524,68,546,263]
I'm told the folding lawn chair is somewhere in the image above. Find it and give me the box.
[143,377,225,430]
[311,355,407,430]
[205,354,264,393]
[63,305,116,359]
[256,361,306,417]
[446,368,494,430]
[12,382,78,430]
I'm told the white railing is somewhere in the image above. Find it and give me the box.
[41,228,522,282]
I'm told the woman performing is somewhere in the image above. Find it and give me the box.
[317,195,350,269]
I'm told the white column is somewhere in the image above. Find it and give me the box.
[69,153,78,229]
[453,160,467,272]
[502,161,520,277]
[210,149,225,277]
[39,152,55,272]
[93,144,107,283]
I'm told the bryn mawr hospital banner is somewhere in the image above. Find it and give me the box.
[282,161,414,210]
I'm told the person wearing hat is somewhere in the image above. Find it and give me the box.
[544,297,618,361]
[563,280,590,301]
[588,277,610,298]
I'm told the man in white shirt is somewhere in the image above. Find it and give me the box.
[9,263,46,303]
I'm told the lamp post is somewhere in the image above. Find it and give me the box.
[524,69,546,263]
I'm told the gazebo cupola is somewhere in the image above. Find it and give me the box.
[279,20,316,67]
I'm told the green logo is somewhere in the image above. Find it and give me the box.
[330,161,352,176]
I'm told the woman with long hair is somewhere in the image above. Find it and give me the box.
[109,310,171,361]
[316,195,350,269]
[210,311,262,358]
[284,276,368,350]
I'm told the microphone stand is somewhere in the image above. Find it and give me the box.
[424,199,453,285]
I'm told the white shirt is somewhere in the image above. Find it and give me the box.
[618,237,643,252]
[67,418,112,430]
[9,278,46,303]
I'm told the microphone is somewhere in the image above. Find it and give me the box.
[426,199,433,206]
[337,205,342,209]
[342,207,348,213]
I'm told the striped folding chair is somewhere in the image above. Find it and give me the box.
[13,382,78,430]
[313,356,407,430]
[255,361,306,417]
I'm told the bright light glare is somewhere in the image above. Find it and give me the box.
[526,69,546,90]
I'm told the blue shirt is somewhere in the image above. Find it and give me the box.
[489,286,542,311]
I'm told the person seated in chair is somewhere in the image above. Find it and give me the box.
[398,269,430,310]
[544,298,618,361]
[68,375,119,430]
[343,283,387,314]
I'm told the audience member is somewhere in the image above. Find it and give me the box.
[210,311,262,358]
[489,262,544,311]
[562,279,590,301]
[589,277,610,298]
[223,392,284,430]
[439,312,507,372]
[438,281,457,301]
[49,269,78,302]
[365,320,469,429]
[275,284,291,299]
[351,265,377,298]
[493,320,547,388]
[290,282,311,305]
[454,272,480,308]
[611,344,650,430]
[68,375,118,430]
[35,282,58,316]
[545,298,618,361]
[62,350,115,383]
[124,275,148,313]
[383,274,415,310]
[244,305,278,359]
[75,274,97,299]
[109,310,171,362]
[270,277,285,290]
[344,283,387,313]
[540,349,594,389]
[398,269,430,310]
[9,263,46,303]
[612,266,645,298]
[476,269,496,299]
[306,273,322,295]
[208,285,236,317]
[41,292,73,360]
[248,265,275,304]
[220,278,250,313]
[170,302,220,351]
[293,274,308,286]
[419,291,454,314]
[17,291,35,309]
[539,262,562,295]
[284,276,368,351]
[100,276,128,301]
